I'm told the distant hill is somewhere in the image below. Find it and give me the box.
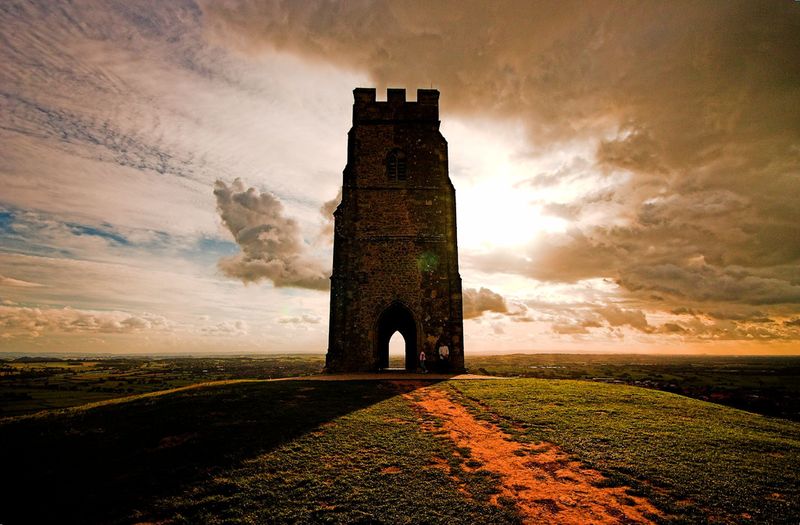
[11,356,65,363]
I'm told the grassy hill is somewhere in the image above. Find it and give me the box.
[1,378,798,524]
[453,380,800,523]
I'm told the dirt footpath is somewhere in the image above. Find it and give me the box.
[403,384,662,524]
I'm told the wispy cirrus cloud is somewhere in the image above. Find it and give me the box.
[0,275,43,288]
[278,314,321,325]
[0,1,356,353]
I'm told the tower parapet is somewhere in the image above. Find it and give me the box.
[352,88,440,124]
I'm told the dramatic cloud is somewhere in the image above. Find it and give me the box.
[462,287,508,319]
[202,1,799,150]
[2,1,798,352]
[594,305,650,333]
[620,263,800,306]
[214,178,329,290]
[1,1,353,353]
[534,297,800,343]
[204,0,800,345]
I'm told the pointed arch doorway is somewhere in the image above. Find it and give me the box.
[376,302,418,371]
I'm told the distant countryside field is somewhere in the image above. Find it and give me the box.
[1,354,799,524]
[2,353,798,420]
[0,354,325,417]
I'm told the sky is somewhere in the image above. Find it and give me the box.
[1,0,799,355]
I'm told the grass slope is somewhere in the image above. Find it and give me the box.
[0,380,518,525]
[452,379,800,523]
[1,378,798,524]
[0,356,326,417]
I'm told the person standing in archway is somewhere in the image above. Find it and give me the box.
[419,349,427,373]
[438,344,450,372]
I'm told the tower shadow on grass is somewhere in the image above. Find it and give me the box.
[0,378,443,524]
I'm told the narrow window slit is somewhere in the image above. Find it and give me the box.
[386,149,407,181]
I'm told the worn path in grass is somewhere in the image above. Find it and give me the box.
[403,382,662,524]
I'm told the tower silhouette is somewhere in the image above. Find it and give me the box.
[326,88,464,373]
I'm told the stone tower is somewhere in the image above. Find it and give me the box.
[326,87,465,373]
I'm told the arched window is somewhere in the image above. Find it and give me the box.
[386,149,407,181]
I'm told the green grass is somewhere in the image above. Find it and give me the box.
[1,377,798,524]
[5,354,799,420]
[466,354,800,420]
[0,380,518,525]
[0,355,326,417]
[451,379,800,523]
[156,385,518,524]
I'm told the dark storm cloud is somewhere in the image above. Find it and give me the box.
[620,263,800,306]
[203,1,800,341]
[202,1,800,150]
[214,179,329,290]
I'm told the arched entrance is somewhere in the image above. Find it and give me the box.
[376,302,418,371]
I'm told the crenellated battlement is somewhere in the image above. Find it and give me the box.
[353,88,439,124]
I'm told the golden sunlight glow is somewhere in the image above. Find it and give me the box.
[458,181,568,249]
[450,121,570,250]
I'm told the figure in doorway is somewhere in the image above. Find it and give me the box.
[438,344,449,372]
[419,350,427,373]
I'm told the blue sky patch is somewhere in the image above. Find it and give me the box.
[0,210,16,232]
[66,223,131,246]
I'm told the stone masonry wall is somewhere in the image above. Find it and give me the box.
[326,88,464,373]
